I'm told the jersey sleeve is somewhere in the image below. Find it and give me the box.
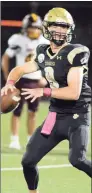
[67,45,90,74]
[34,44,49,80]
[34,44,46,69]
[68,45,90,66]
[5,34,21,58]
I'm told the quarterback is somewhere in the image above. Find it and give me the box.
[2,8,92,193]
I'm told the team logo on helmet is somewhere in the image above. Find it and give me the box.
[38,54,45,63]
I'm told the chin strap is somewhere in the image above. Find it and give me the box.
[52,39,65,46]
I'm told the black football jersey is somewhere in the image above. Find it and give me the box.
[35,43,91,114]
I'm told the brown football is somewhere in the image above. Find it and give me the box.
[1,88,21,114]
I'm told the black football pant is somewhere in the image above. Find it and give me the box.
[21,112,92,190]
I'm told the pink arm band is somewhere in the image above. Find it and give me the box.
[43,88,52,97]
[6,80,15,85]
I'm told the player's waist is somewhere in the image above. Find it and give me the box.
[49,99,91,114]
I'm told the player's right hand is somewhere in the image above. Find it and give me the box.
[1,84,16,96]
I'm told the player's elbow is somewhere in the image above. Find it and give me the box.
[72,91,80,100]
[73,94,80,100]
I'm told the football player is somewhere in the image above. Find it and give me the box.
[2,13,49,150]
[2,8,92,193]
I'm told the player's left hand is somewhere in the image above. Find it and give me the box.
[21,88,43,103]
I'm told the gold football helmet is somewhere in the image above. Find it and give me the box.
[43,8,75,45]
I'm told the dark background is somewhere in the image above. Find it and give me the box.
[1,1,92,87]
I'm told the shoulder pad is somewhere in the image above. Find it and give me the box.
[8,34,20,47]
[37,44,49,52]
[67,44,90,64]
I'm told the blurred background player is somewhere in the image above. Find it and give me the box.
[2,13,49,150]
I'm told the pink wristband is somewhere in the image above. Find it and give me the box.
[43,88,52,97]
[6,80,15,85]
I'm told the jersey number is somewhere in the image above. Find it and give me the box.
[44,67,59,88]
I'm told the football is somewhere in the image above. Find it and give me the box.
[1,88,21,114]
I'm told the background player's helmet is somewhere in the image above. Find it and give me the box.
[22,13,42,39]
[43,8,75,46]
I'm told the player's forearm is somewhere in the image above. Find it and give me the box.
[51,86,80,100]
[7,66,24,84]
[7,60,39,84]
[2,54,10,80]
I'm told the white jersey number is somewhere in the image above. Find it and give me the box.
[44,67,59,88]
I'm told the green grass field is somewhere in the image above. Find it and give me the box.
[1,102,91,193]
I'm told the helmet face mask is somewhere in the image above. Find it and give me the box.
[43,8,75,46]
